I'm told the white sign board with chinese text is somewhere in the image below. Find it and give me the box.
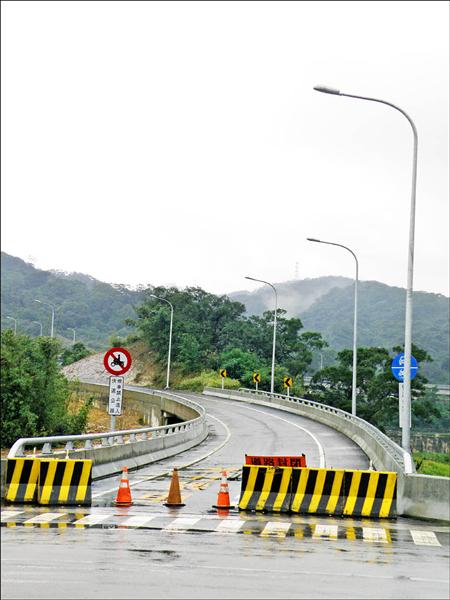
[108,376,124,416]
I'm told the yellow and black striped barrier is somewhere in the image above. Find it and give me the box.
[38,459,92,506]
[5,458,41,503]
[238,465,397,518]
[5,458,92,506]
[239,466,292,512]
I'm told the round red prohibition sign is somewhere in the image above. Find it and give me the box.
[103,347,132,376]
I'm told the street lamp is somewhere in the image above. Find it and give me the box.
[34,299,56,338]
[68,328,76,345]
[150,294,174,389]
[313,84,418,452]
[245,276,278,394]
[6,316,17,335]
[32,321,43,336]
[307,237,359,416]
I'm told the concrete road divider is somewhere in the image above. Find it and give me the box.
[239,465,397,518]
[38,459,92,506]
[5,458,41,503]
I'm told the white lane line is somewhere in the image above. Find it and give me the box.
[119,515,158,528]
[23,513,66,524]
[206,398,326,468]
[410,530,441,546]
[214,519,245,534]
[261,521,291,537]
[92,414,232,498]
[313,524,338,539]
[1,511,23,522]
[163,517,203,531]
[72,514,111,526]
[363,527,389,543]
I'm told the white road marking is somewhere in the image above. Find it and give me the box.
[72,514,111,526]
[363,527,389,543]
[261,521,291,537]
[163,517,203,531]
[214,519,245,533]
[119,515,158,528]
[23,513,65,524]
[410,530,441,546]
[1,511,23,522]
[313,524,338,539]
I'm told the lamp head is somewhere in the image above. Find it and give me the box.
[307,237,322,243]
[313,85,341,95]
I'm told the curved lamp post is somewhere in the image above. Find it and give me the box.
[150,294,174,389]
[32,321,43,336]
[313,85,418,452]
[307,237,359,416]
[6,316,17,335]
[68,328,76,345]
[34,299,56,338]
[245,276,278,394]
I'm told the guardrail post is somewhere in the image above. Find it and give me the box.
[84,439,93,450]
[42,443,52,455]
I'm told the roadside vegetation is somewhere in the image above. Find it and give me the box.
[413,451,450,477]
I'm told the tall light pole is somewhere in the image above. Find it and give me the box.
[6,316,17,335]
[68,328,76,344]
[150,294,174,389]
[34,299,56,338]
[313,84,418,452]
[32,321,43,336]
[245,276,278,394]
[307,237,359,416]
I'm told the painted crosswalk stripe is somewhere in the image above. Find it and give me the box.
[72,514,111,526]
[214,519,245,534]
[163,517,203,531]
[261,521,291,537]
[24,513,66,524]
[410,530,441,546]
[120,515,158,528]
[363,527,389,543]
[313,524,338,539]
[1,511,23,522]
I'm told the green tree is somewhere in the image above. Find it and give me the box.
[60,342,93,366]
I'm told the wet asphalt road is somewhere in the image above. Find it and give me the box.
[1,391,449,599]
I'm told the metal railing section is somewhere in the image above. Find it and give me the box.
[8,387,206,459]
[205,387,413,474]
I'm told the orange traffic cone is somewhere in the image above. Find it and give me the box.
[164,468,185,507]
[114,466,133,507]
[212,470,234,509]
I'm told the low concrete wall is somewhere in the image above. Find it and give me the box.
[399,474,450,522]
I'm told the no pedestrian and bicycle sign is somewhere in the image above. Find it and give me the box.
[104,347,132,376]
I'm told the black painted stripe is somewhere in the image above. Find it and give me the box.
[16,460,34,502]
[67,462,84,504]
[247,467,269,510]
[300,470,318,513]
[316,471,336,514]
[6,459,18,485]
[265,468,290,512]
[370,473,388,517]
[49,462,67,504]
[352,472,371,516]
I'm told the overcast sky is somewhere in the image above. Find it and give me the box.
[1,1,449,296]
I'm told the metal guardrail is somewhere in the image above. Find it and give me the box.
[8,387,206,459]
[204,387,413,474]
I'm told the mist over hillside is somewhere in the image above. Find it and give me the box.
[1,252,449,383]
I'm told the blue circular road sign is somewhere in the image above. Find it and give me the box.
[391,353,418,382]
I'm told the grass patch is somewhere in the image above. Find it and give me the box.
[413,451,450,477]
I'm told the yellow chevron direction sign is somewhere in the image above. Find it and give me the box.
[220,369,227,378]
[252,372,261,383]
[283,376,293,388]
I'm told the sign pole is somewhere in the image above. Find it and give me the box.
[255,381,258,392]
[398,382,404,428]
[110,415,116,432]
[221,377,224,390]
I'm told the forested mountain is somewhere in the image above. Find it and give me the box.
[1,252,448,382]
[0,253,143,349]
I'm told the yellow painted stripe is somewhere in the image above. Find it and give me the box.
[343,471,361,515]
[239,467,259,510]
[39,461,58,505]
[346,527,357,541]
[255,468,275,510]
[379,473,396,518]
[361,473,379,516]
[24,460,40,502]
[6,459,25,502]
[272,467,292,511]
[75,461,92,503]
[325,470,344,514]
[308,469,327,513]
[291,469,310,512]
[58,461,75,503]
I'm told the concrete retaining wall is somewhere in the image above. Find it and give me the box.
[399,474,450,522]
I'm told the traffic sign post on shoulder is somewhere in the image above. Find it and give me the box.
[391,353,417,430]
[108,376,124,430]
[283,376,293,398]
[104,347,132,430]
[220,369,227,390]
[252,372,261,391]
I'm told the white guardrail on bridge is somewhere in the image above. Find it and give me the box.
[203,387,414,475]
[7,384,209,479]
